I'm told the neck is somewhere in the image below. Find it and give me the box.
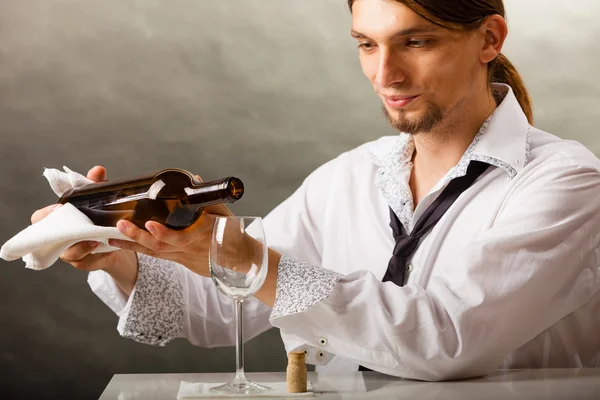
[408,88,497,207]
[412,89,497,177]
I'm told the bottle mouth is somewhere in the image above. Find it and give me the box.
[228,177,244,200]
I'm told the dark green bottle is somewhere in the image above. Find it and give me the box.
[58,168,243,230]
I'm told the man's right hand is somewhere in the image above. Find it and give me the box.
[30,165,139,295]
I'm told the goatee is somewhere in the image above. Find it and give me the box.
[382,101,443,135]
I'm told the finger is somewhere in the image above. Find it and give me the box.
[60,241,100,262]
[31,204,63,224]
[145,208,225,246]
[144,221,199,247]
[69,251,117,272]
[87,165,107,182]
[108,238,184,259]
[115,220,179,253]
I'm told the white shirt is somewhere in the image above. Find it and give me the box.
[89,84,600,381]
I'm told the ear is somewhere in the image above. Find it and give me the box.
[479,15,508,64]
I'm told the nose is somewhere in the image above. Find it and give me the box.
[374,48,407,89]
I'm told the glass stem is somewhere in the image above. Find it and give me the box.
[235,299,246,382]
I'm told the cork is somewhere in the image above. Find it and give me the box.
[286,351,307,393]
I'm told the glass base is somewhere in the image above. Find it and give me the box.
[209,375,272,395]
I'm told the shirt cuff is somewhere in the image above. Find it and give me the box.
[87,269,129,316]
[116,253,184,346]
[270,255,342,320]
[279,329,336,366]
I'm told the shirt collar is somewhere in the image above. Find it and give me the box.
[369,83,531,181]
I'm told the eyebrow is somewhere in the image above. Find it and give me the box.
[351,25,438,39]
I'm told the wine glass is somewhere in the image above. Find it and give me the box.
[208,216,272,395]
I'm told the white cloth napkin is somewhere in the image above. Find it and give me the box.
[0,166,131,270]
[177,381,315,399]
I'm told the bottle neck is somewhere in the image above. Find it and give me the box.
[184,180,229,198]
[183,178,237,206]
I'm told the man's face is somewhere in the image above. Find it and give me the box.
[351,0,485,135]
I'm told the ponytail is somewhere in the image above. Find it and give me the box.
[490,53,533,125]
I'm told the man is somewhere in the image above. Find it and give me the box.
[32,0,600,380]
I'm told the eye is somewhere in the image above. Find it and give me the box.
[407,39,431,48]
[357,42,376,53]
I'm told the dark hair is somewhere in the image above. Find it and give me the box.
[347,0,533,124]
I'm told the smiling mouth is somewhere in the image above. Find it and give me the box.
[383,95,420,109]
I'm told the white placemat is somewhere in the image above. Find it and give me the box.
[177,381,315,398]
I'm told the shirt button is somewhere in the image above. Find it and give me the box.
[406,263,413,272]
[316,351,325,360]
[318,337,327,346]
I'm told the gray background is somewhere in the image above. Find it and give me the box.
[0,0,598,398]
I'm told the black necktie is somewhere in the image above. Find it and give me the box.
[382,160,489,287]
[358,160,489,372]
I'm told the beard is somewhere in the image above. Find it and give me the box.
[382,101,443,135]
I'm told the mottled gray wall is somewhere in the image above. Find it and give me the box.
[0,0,598,398]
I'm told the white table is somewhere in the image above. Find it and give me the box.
[99,369,600,399]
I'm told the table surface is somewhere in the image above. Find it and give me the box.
[99,369,600,399]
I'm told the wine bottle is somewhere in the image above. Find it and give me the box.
[58,168,243,230]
